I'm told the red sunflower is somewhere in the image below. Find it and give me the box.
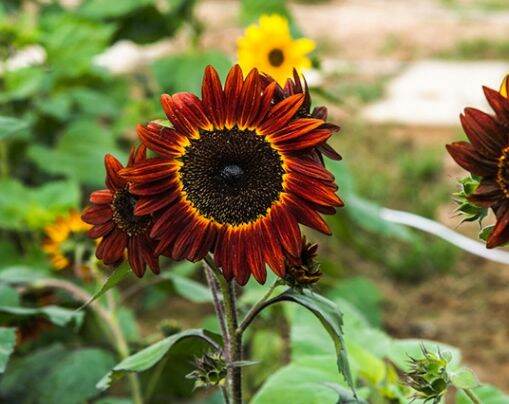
[82,146,159,277]
[122,65,343,285]
[446,84,509,248]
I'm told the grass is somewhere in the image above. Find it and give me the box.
[439,38,509,60]
[441,0,509,11]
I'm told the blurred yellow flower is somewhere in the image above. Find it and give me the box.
[500,74,509,98]
[42,210,91,270]
[237,14,315,86]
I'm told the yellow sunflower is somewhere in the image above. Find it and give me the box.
[500,74,509,98]
[237,14,315,86]
[42,210,92,270]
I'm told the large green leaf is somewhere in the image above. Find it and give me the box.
[0,328,16,374]
[97,328,221,390]
[0,265,51,284]
[0,305,83,328]
[252,356,350,404]
[0,179,80,230]
[0,116,30,141]
[250,289,356,396]
[151,51,232,95]
[0,344,114,404]
[0,285,19,307]
[41,14,114,78]
[28,120,125,187]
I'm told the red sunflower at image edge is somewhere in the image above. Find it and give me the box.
[82,146,159,277]
[447,81,509,249]
[122,64,343,285]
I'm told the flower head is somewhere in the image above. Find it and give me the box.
[404,347,451,403]
[284,237,322,288]
[122,65,342,285]
[42,210,92,271]
[186,351,227,389]
[82,146,159,277]
[237,14,315,86]
[446,77,509,248]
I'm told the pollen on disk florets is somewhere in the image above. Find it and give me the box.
[179,128,285,226]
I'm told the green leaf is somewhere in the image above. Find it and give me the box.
[0,285,20,307]
[0,328,16,373]
[0,67,46,101]
[162,273,212,303]
[327,277,382,327]
[0,265,50,284]
[78,0,154,19]
[97,328,221,390]
[0,305,83,328]
[252,356,348,404]
[0,179,80,230]
[0,116,29,141]
[450,367,479,389]
[0,345,115,404]
[456,385,509,404]
[151,51,232,95]
[28,120,126,187]
[79,265,130,310]
[256,289,356,397]
[41,15,114,78]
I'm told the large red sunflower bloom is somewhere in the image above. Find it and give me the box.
[122,65,343,285]
[446,85,509,249]
[82,146,159,277]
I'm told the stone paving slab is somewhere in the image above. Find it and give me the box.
[363,60,509,126]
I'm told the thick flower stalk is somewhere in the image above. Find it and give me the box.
[447,76,509,248]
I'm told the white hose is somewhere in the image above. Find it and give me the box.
[379,207,509,265]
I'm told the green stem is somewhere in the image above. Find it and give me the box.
[204,255,242,404]
[89,260,143,404]
[0,141,9,178]
[463,388,481,404]
[237,281,279,336]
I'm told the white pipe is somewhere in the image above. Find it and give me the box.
[379,207,509,265]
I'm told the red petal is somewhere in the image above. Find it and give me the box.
[224,65,244,129]
[250,81,277,129]
[284,194,331,234]
[258,94,304,135]
[202,65,226,129]
[275,128,332,152]
[105,154,125,190]
[135,193,178,216]
[285,174,343,207]
[238,68,261,130]
[245,225,267,284]
[120,158,178,182]
[137,124,186,158]
[461,109,506,158]
[161,93,212,138]
[467,179,504,208]
[446,142,497,176]
[285,156,335,183]
[82,205,112,225]
[96,230,127,264]
[128,237,146,277]
[487,203,509,248]
[270,205,301,257]
[260,219,285,277]
[90,189,113,204]
[484,86,509,126]
[88,220,115,239]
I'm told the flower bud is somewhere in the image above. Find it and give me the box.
[284,237,322,288]
[186,351,227,389]
[404,346,451,403]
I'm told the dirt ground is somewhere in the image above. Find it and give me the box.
[196,0,509,390]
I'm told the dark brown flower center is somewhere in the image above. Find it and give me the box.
[497,147,509,198]
[179,128,285,226]
[268,48,284,67]
[111,188,150,236]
